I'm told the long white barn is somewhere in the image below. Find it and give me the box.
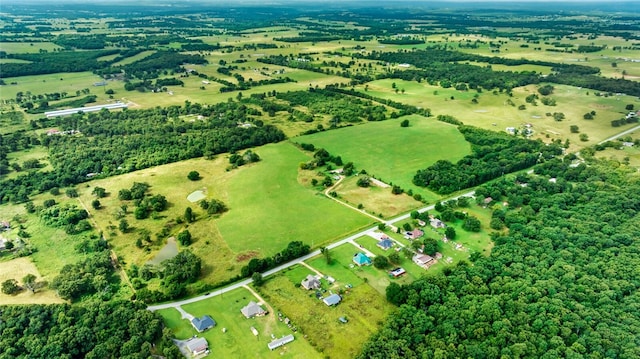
[44,102,128,118]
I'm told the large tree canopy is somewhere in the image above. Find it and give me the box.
[360,159,640,358]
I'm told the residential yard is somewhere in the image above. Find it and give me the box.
[258,270,394,359]
[157,286,319,359]
[298,114,471,204]
[332,175,423,219]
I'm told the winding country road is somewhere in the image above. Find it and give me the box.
[148,190,475,311]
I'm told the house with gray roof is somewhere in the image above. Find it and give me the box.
[186,337,208,356]
[241,301,267,318]
[191,315,215,332]
[301,274,321,290]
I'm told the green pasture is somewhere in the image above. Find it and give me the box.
[357,79,639,152]
[80,141,372,286]
[4,146,52,181]
[333,175,423,219]
[0,196,96,280]
[0,41,62,54]
[77,155,240,285]
[111,50,156,66]
[158,286,319,359]
[215,142,373,257]
[0,72,106,102]
[258,270,394,358]
[298,114,470,204]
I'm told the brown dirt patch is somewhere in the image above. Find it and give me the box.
[236,250,260,262]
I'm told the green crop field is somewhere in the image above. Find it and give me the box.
[298,114,471,203]
[157,286,320,358]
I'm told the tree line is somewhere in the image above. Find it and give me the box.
[413,126,563,194]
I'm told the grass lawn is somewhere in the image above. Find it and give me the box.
[333,175,423,219]
[352,235,425,282]
[0,257,64,305]
[0,72,106,104]
[258,272,395,358]
[158,286,320,359]
[297,114,471,204]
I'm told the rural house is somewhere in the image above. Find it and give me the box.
[429,216,446,229]
[377,238,394,250]
[191,315,216,332]
[323,293,342,306]
[405,228,425,240]
[353,252,372,266]
[185,337,209,356]
[413,254,435,268]
[301,274,321,290]
[241,301,267,318]
[389,267,406,278]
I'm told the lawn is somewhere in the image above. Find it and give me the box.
[258,271,395,358]
[297,114,471,204]
[596,145,640,171]
[332,175,423,219]
[158,286,320,359]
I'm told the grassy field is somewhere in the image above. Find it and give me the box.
[0,257,64,305]
[596,145,640,171]
[356,79,640,152]
[297,114,471,204]
[0,72,106,102]
[157,286,320,358]
[332,175,423,219]
[215,142,373,256]
[0,41,62,54]
[258,267,395,358]
[79,141,372,286]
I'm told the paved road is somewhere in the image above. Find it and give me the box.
[148,189,475,311]
[598,124,640,144]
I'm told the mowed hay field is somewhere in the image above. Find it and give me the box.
[333,175,423,218]
[297,114,471,203]
[0,257,64,305]
[81,141,372,284]
[357,79,640,151]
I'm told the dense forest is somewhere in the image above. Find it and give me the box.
[361,159,640,358]
[413,126,563,194]
[0,300,181,358]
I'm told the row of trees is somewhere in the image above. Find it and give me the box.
[240,241,310,277]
